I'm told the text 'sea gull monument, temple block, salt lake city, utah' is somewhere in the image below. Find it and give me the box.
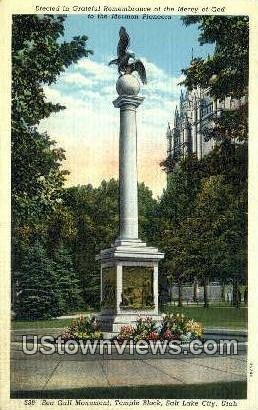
[96,27,164,334]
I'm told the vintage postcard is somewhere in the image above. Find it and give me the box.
[0,0,258,409]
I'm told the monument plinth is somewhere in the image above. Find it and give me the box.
[96,28,164,334]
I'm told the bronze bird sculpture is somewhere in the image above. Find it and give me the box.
[108,27,147,85]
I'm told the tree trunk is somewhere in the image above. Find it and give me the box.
[178,281,183,307]
[244,287,248,306]
[221,282,226,303]
[193,277,198,303]
[233,278,240,308]
[203,277,209,308]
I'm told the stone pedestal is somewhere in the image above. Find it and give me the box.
[96,74,164,335]
[96,241,164,332]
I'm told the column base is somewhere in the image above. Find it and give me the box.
[97,240,164,262]
[114,238,146,247]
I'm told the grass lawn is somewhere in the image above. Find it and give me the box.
[162,305,247,330]
[11,318,74,330]
[11,381,247,399]
[12,306,247,330]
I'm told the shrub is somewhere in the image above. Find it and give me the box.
[61,315,103,341]
[160,313,203,342]
[117,314,203,342]
[117,325,135,341]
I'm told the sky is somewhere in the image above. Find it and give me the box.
[39,15,213,197]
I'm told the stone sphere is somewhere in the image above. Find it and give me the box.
[116,74,140,96]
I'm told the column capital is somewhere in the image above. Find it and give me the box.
[113,95,144,110]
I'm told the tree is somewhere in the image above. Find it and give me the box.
[202,103,248,144]
[158,16,248,309]
[12,15,93,318]
[179,174,247,308]
[12,15,92,126]
[12,14,93,242]
[138,182,159,244]
[157,153,247,308]
[14,242,84,319]
[159,156,202,228]
[14,242,62,320]
[54,246,84,313]
[157,161,202,307]
[180,16,249,151]
[59,180,158,308]
[181,16,249,99]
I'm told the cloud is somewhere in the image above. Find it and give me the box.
[61,72,92,87]
[139,58,185,98]
[76,58,114,80]
[40,57,183,197]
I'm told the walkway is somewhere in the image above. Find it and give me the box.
[11,328,247,393]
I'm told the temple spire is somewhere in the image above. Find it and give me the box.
[166,122,171,137]
[174,106,179,127]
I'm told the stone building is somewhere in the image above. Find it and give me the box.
[166,86,245,164]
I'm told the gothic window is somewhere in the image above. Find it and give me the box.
[201,102,213,117]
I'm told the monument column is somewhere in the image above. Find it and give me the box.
[113,89,144,242]
[96,27,164,335]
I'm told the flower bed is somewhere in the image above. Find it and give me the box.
[117,314,203,342]
[61,315,103,341]
[59,314,203,343]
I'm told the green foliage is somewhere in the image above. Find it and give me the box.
[157,145,247,307]
[14,242,62,320]
[132,317,159,341]
[138,182,158,243]
[161,314,203,341]
[116,314,203,342]
[12,15,93,318]
[202,104,248,143]
[200,143,248,191]
[61,180,119,308]
[61,316,103,341]
[12,14,92,237]
[59,180,158,309]
[157,156,204,293]
[161,306,247,330]
[12,126,68,233]
[12,15,92,126]
[54,246,84,312]
[14,242,83,320]
[159,14,248,299]
[159,156,203,227]
[182,174,247,285]
[181,16,249,99]
[12,15,91,234]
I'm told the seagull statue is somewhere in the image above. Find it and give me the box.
[108,27,147,85]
